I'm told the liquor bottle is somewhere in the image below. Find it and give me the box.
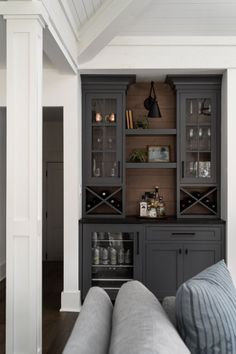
[101,247,109,265]
[140,195,148,217]
[154,186,160,208]
[157,196,166,217]
[125,249,132,265]
[147,192,157,218]
[110,247,117,265]
[117,248,125,264]
[92,245,100,265]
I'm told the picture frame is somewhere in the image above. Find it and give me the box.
[147,145,170,163]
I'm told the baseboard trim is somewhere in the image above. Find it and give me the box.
[60,290,81,312]
[0,262,6,281]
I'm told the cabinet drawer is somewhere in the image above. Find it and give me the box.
[146,226,221,241]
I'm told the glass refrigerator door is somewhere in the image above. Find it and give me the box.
[91,231,135,296]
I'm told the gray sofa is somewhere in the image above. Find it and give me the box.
[63,281,190,354]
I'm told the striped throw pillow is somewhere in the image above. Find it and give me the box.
[176,260,236,354]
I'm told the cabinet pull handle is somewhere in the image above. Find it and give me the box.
[172,232,195,236]
[185,249,188,255]
[179,248,182,255]
[136,232,140,255]
[118,161,121,178]
[182,161,184,178]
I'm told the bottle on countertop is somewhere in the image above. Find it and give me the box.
[157,196,166,217]
[140,195,148,217]
[147,193,157,218]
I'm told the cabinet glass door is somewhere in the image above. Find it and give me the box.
[181,94,216,183]
[86,94,122,184]
[91,231,135,298]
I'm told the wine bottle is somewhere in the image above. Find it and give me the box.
[100,190,109,199]
[86,201,93,211]
[192,191,201,199]
[180,200,186,211]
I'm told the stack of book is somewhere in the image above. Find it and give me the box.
[126,110,134,129]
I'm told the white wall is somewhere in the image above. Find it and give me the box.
[0,107,6,281]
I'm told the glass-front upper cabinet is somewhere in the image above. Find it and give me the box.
[84,93,123,185]
[180,93,217,184]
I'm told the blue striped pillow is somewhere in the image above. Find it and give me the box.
[176,260,236,354]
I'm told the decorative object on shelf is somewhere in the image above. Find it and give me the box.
[129,149,147,163]
[148,145,170,163]
[144,81,162,118]
[199,161,211,178]
[135,118,149,129]
[95,112,103,122]
[107,112,116,123]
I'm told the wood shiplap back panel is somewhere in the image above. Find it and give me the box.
[125,82,176,216]
[126,82,176,129]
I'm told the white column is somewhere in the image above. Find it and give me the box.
[5,15,44,354]
[222,68,236,285]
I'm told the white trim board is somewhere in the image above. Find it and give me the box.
[61,290,81,312]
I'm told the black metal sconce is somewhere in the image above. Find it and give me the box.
[144,81,161,118]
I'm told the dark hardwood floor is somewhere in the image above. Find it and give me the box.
[0,261,78,354]
[0,279,5,354]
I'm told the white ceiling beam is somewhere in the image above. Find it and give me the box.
[77,0,152,63]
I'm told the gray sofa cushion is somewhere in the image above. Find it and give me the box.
[176,260,236,354]
[109,281,190,354]
[162,296,176,327]
[63,287,113,354]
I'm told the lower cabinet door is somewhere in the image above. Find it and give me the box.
[145,243,183,300]
[183,242,221,282]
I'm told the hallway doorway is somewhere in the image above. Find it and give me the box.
[43,107,63,261]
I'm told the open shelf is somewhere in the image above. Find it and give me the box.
[126,162,177,169]
[126,129,177,136]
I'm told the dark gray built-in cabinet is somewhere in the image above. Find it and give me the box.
[80,75,225,301]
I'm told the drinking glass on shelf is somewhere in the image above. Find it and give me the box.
[110,162,117,177]
[107,137,113,150]
[198,128,203,149]
[97,137,103,149]
[207,128,211,150]
[189,128,194,149]
[93,158,101,177]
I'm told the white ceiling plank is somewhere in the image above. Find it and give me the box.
[65,0,81,28]
[92,0,102,11]
[59,0,79,38]
[72,0,88,26]
[77,0,153,63]
[82,0,95,17]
